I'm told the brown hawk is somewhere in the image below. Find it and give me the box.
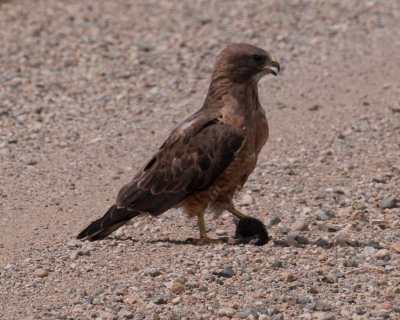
[78,43,280,244]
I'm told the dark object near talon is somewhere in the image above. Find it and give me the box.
[234,217,269,246]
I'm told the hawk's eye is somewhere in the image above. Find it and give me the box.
[252,54,264,64]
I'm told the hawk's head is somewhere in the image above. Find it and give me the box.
[213,43,280,84]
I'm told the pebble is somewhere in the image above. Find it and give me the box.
[390,243,400,254]
[381,196,397,209]
[218,266,235,278]
[370,218,387,228]
[371,310,389,318]
[153,295,167,305]
[170,282,185,294]
[375,249,390,260]
[125,296,137,305]
[343,260,358,267]
[321,275,336,284]
[292,219,309,231]
[269,216,281,226]
[270,261,283,269]
[351,210,366,221]
[33,268,49,278]
[297,296,311,304]
[117,309,134,319]
[281,273,295,282]
[317,210,332,221]
[240,194,253,206]
[215,229,227,236]
[313,312,334,320]
[67,239,83,248]
[335,230,350,245]
[217,307,236,316]
[240,308,257,319]
[145,268,161,277]
[308,104,321,111]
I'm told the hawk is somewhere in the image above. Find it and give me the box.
[78,43,280,244]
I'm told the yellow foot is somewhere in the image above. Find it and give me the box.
[187,237,221,245]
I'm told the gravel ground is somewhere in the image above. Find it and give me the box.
[1,1,400,319]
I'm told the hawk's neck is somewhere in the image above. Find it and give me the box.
[203,77,261,114]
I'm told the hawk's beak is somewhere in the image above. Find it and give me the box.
[262,56,280,76]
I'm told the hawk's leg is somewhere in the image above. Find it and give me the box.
[228,208,248,219]
[190,213,221,245]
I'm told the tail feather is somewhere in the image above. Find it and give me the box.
[77,205,140,241]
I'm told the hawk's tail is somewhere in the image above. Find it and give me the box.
[77,205,140,241]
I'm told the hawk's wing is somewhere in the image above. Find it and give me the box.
[116,114,244,216]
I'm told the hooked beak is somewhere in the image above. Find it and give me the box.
[262,56,280,76]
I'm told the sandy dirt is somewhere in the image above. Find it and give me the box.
[1,1,400,319]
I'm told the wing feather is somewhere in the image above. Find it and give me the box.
[116,116,244,216]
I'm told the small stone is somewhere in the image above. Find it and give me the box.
[170,282,185,294]
[171,297,181,305]
[33,268,48,278]
[279,227,290,234]
[343,260,358,267]
[321,275,336,283]
[371,310,389,318]
[317,210,332,221]
[73,305,83,312]
[366,241,382,249]
[308,104,321,111]
[115,228,125,237]
[153,295,167,305]
[341,309,351,317]
[300,312,312,320]
[146,268,161,277]
[381,196,397,209]
[67,239,83,248]
[314,301,332,311]
[292,219,309,231]
[125,296,137,305]
[240,308,257,319]
[26,159,38,165]
[297,296,311,304]
[240,194,253,206]
[118,309,134,319]
[390,243,400,254]
[269,216,281,226]
[393,306,400,313]
[215,229,227,236]
[296,235,310,245]
[315,238,331,248]
[335,230,350,245]
[217,307,236,316]
[380,301,392,310]
[281,273,295,282]
[270,261,283,269]
[218,266,235,278]
[317,254,326,261]
[351,210,366,221]
[375,249,390,260]
[286,233,299,247]
[337,207,353,216]
[313,312,334,320]
[370,218,387,228]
